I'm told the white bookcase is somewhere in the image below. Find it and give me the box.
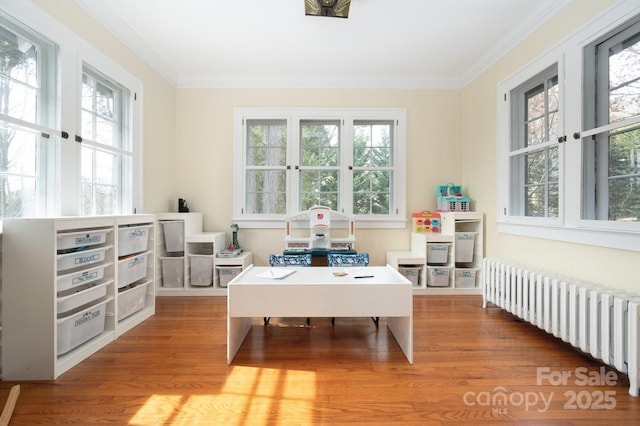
[387,212,483,295]
[1,214,155,380]
[155,213,252,295]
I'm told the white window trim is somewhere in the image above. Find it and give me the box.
[497,0,640,252]
[234,107,407,229]
[0,0,143,217]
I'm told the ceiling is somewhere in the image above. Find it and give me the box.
[74,0,569,89]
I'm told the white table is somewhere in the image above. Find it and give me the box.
[227,265,413,364]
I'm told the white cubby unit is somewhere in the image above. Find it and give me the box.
[1,214,155,380]
[156,213,252,295]
[387,212,483,295]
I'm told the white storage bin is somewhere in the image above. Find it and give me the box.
[455,268,479,288]
[190,254,213,287]
[57,264,107,292]
[427,266,450,287]
[162,221,184,252]
[427,243,451,265]
[56,298,110,356]
[455,232,477,263]
[57,281,110,315]
[118,225,152,257]
[57,229,110,251]
[217,266,242,288]
[118,252,150,288]
[57,246,110,272]
[118,281,150,321]
[398,266,421,286]
[160,256,184,288]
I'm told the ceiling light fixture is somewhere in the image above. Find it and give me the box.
[305,0,351,18]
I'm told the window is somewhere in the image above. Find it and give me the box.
[498,2,640,251]
[80,65,132,215]
[0,13,57,217]
[582,18,640,222]
[0,4,142,219]
[235,108,406,228]
[509,65,560,218]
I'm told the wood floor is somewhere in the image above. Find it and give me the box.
[1,295,638,425]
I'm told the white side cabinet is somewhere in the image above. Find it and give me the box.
[1,214,155,380]
[156,213,252,295]
[387,212,483,295]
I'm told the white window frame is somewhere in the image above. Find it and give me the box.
[0,0,143,219]
[497,0,640,252]
[234,107,407,229]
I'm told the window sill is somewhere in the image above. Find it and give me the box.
[497,220,640,252]
[234,217,407,230]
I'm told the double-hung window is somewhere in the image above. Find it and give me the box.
[498,2,640,250]
[0,4,142,219]
[235,108,406,228]
[508,65,560,219]
[0,12,57,217]
[582,17,640,223]
[80,65,132,215]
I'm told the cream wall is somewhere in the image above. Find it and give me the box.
[32,0,176,214]
[27,0,638,286]
[175,89,463,265]
[462,0,639,292]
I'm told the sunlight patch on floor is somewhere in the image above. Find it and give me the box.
[130,366,316,425]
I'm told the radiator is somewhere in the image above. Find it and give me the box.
[482,258,640,397]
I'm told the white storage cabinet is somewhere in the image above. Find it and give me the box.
[2,215,155,380]
[387,212,483,294]
[155,213,252,296]
[412,212,483,294]
[115,216,156,337]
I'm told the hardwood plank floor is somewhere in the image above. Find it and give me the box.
[1,295,638,425]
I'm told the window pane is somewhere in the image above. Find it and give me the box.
[353,170,391,215]
[247,120,286,167]
[526,85,545,121]
[606,128,640,221]
[526,150,545,184]
[526,185,545,217]
[245,170,285,214]
[81,66,125,148]
[608,33,640,123]
[0,173,36,217]
[354,121,392,167]
[608,176,640,221]
[526,118,545,146]
[0,26,38,124]
[0,122,43,216]
[81,147,118,215]
[300,120,339,167]
[300,170,338,210]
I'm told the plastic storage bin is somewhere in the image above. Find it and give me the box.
[160,256,184,288]
[455,232,477,263]
[57,246,109,272]
[56,299,109,355]
[57,229,109,251]
[162,221,184,252]
[427,266,450,287]
[118,225,152,257]
[57,281,110,315]
[190,255,213,286]
[217,266,242,288]
[455,268,478,288]
[57,264,107,292]
[117,281,150,320]
[398,266,421,286]
[118,252,150,288]
[427,243,450,265]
